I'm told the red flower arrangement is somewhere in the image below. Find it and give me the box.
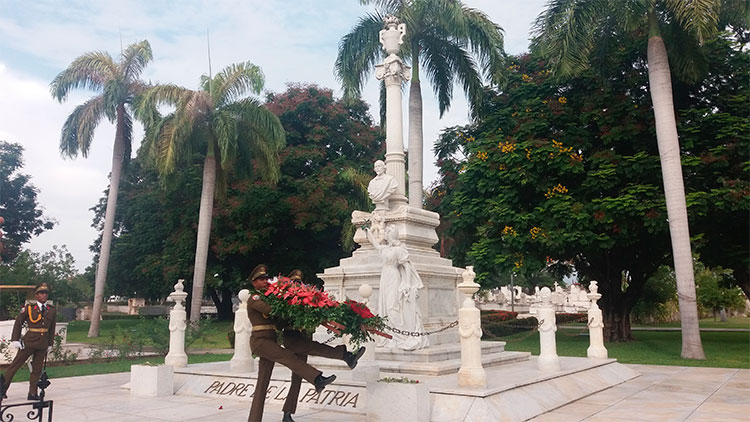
[258,278,388,346]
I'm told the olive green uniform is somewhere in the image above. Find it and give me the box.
[247,294,346,422]
[3,302,56,397]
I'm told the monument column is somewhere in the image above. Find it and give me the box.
[376,15,410,208]
[165,279,188,368]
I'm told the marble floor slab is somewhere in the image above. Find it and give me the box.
[0,364,746,421]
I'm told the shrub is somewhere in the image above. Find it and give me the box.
[482,317,538,338]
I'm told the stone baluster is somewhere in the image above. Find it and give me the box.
[165,279,188,368]
[586,281,608,359]
[457,266,486,388]
[537,287,560,371]
[230,289,254,371]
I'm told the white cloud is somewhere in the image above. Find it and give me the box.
[0,0,545,271]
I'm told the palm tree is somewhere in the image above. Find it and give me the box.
[336,0,504,208]
[532,0,744,360]
[136,62,285,323]
[50,40,153,337]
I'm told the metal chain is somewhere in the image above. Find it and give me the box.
[384,320,459,337]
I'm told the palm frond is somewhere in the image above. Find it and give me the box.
[227,98,285,183]
[335,11,388,100]
[455,5,506,83]
[662,17,709,83]
[59,96,106,158]
[664,0,721,44]
[531,0,608,79]
[50,51,117,101]
[212,110,239,170]
[358,0,401,14]
[120,40,153,81]
[212,62,265,107]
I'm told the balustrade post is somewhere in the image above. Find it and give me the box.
[165,279,188,368]
[457,266,486,388]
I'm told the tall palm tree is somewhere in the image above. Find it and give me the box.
[532,0,742,359]
[336,0,504,208]
[136,62,285,323]
[50,40,153,337]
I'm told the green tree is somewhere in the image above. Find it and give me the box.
[695,262,746,321]
[530,0,746,359]
[0,142,55,262]
[50,40,153,337]
[137,62,285,322]
[429,31,748,342]
[336,0,504,207]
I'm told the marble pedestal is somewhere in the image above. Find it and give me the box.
[318,206,463,347]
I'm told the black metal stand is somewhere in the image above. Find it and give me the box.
[0,359,53,421]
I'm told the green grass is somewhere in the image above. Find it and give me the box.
[5,353,232,383]
[636,316,750,330]
[66,319,233,349]
[500,329,750,368]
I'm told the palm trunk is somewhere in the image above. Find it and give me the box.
[189,147,217,323]
[647,12,705,359]
[408,49,423,208]
[87,105,126,338]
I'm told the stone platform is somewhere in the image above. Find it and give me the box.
[166,355,638,421]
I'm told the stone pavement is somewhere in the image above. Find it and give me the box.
[0,364,746,421]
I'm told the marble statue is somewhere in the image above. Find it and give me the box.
[368,160,398,210]
[364,224,429,350]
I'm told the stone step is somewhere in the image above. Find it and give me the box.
[310,350,530,376]
[374,341,507,363]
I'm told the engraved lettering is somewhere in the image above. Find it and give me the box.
[273,386,288,400]
[204,381,223,394]
[299,388,316,402]
[330,390,346,405]
[235,383,249,397]
[343,393,359,408]
[305,391,321,403]
[265,385,277,399]
[219,382,237,395]
[319,390,335,404]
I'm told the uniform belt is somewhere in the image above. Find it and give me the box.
[28,328,48,333]
[252,324,276,332]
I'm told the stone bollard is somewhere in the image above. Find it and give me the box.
[352,283,379,382]
[165,279,188,368]
[537,287,560,371]
[457,266,487,388]
[230,289,254,371]
[586,281,608,359]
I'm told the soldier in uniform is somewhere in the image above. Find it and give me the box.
[1,283,56,400]
[247,265,365,422]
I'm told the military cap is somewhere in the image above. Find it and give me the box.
[250,264,271,281]
[35,283,50,294]
[288,269,303,281]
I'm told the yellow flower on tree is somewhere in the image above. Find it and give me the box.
[558,96,567,104]
[502,226,517,236]
[544,183,569,198]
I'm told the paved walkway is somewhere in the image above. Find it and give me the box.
[0,364,746,421]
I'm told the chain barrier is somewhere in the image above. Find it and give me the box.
[384,320,459,337]
[481,313,593,343]
[558,315,592,337]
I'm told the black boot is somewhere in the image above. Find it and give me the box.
[282,412,296,422]
[313,374,336,393]
[344,347,366,369]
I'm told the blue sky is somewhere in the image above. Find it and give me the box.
[0,0,547,270]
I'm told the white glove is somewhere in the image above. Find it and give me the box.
[47,346,53,354]
[9,341,22,349]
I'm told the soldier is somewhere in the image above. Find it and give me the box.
[1,283,57,400]
[246,265,365,422]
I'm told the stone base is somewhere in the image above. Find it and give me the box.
[165,356,638,421]
[130,364,174,397]
[310,341,530,375]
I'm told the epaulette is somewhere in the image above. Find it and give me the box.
[19,307,26,314]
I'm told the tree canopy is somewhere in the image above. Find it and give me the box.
[0,141,55,262]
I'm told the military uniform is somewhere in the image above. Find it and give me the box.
[2,284,56,399]
[247,265,347,422]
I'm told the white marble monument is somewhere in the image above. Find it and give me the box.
[229,289,254,371]
[537,287,560,371]
[586,281,608,359]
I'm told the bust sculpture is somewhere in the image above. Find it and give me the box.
[367,160,398,210]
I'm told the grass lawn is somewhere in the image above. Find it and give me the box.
[500,329,750,368]
[4,353,232,383]
[66,319,233,349]
[637,316,750,330]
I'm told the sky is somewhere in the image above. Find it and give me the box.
[0,0,547,271]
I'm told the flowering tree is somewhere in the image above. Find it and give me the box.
[429,32,748,342]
